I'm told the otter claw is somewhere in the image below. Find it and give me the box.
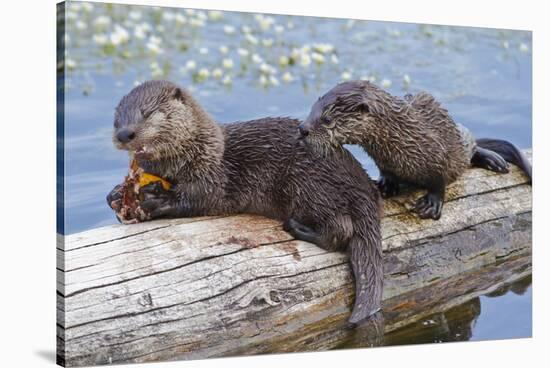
[414,193,442,220]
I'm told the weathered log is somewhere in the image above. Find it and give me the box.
[56,152,531,366]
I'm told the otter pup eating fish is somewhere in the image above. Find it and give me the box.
[107,80,384,324]
[300,80,532,220]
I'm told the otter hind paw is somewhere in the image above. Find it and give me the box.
[414,192,443,220]
[471,147,510,174]
[283,218,320,244]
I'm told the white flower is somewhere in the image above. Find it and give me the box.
[222,75,232,85]
[76,20,87,31]
[134,25,147,39]
[219,45,229,54]
[502,40,510,49]
[66,11,78,21]
[269,75,280,86]
[93,33,108,45]
[252,54,263,64]
[381,78,392,88]
[278,55,289,67]
[190,18,205,27]
[129,10,142,21]
[149,35,162,45]
[94,16,111,29]
[81,3,94,12]
[331,54,339,64]
[208,10,223,21]
[255,14,274,31]
[162,12,175,22]
[156,25,165,33]
[238,48,250,57]
[341,71,352,80]
[65,58,77,70]
[246,34,258,45]
[282,71,294,83]
[146,41,163,55]
[212,68,223,79]
[300,53,311,67]
[69,3,81,11]
[133,80,142,87]
[403,74,411,85]
[199,47,209,54]
[175,13,187,25]
[222,25,235,35]
[139,22,152,32]
[110,25,130,46]
[259,74,268,86]
[274,25,284,34]
[241,25,252,34]
[222,58,234,69]
[519,43,529,53]
[311,52,325,64]
[287,21,294,29]
[150,61,163,77]
[313,43,335,54]
[260,63,276,74]
[197,68,210,79]
[262,38,274,48]
[185,60,197,70]
[196,11,207,20]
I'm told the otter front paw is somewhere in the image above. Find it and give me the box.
[106,184,124,212]
[138,181,179,220]
[413,192,443,220]
[377,174,399,198]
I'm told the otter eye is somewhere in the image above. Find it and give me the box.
[321,116,336,128]
[140,108,152,119]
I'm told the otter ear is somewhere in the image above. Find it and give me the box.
[173,87,185,102]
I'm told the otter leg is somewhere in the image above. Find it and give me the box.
[471,147,509,173]
[377,171,400,198]
[413,180,445,220]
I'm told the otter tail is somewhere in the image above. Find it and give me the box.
[347,229,384,324]
[476,138,532,182]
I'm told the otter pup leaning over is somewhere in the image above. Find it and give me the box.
[299,80,532,220]
[106,80,383,324]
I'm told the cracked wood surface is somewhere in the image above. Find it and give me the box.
[57,152,532,366]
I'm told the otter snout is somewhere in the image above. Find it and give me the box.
[298,123,310,138]
[116,128,136,144]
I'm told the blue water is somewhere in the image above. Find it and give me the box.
[59,1,532,346]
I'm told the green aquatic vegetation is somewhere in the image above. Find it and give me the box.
[60,1,531,97]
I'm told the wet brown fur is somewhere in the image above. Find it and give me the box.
[303,80,471,189]
[110,80,384,324]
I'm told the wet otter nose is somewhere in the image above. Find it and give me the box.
[116,129,136,143]
[298,124,309,138]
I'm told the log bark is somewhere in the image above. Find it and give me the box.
[57,152,532,366]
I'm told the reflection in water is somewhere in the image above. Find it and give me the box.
[336,276,532,348]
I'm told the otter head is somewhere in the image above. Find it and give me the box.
[299,81,380,155]
[113,80,210,162]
